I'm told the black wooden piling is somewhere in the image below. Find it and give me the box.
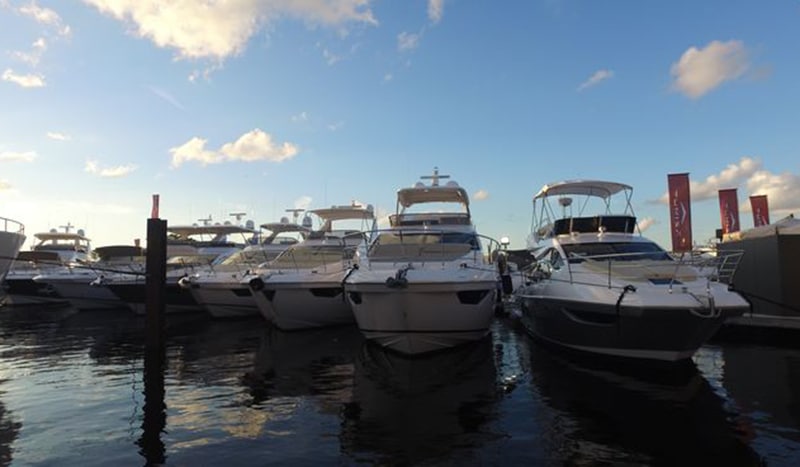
[139,215,167,465]
[145,217,167,349]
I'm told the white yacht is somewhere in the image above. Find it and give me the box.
[0,216,26,284]
[3,224,93,307]
[183,213,312,319]
[105,217,257,314]
[32,245,146,311]
[247,203,375,330]
[344,169,501,355]
[514,180,750,362]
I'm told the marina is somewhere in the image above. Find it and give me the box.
[0,306,797,465]
[2,172,800,464]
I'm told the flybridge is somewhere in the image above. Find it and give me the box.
[395,167,470,209]
[529,180,639,245]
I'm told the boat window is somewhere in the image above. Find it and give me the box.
[270,244,356,269]
[562,242,671,262]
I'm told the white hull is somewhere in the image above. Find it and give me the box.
[189,280,259,319]
[0,229,26,281]
[346,270,497,355]
[250,271,353,330]
[45,279,125,310]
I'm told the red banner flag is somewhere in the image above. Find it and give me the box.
[750,195,770,227]
[667,173,693,252]
[151,194,160,219]
[718,188,740,234]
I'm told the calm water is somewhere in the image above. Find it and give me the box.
[0,305,798,466]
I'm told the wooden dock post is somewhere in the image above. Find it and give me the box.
[140,195,167,465]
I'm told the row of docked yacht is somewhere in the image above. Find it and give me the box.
[2,169,505,357]
[3,172,754,363]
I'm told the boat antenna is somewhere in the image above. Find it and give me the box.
[60,222,74,233]
[229,212,247,224]
[197,215,212,226]
[420,166,450,187]
[285,208,305,223]
[558,197,573,218]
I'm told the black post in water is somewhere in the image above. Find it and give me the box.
[138,216,167,465]
[145,217,167,350]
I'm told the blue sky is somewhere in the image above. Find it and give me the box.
[1,0,799,250]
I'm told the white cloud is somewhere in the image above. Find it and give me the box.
[170,137,224,167]
[322,48,342,65]
[47,131,70,141]
[428,0,444,23]
[294,195,313,210]
[637,217,656,232]
[398,31,421,52]
[690,157,762,201]
[170,129,299,168]
[328,121,344,131]
[0,180,12,191]
[18,2,71,36]
[2,69,45,87]
[0,150,37,162]
[744,169,800,215]
[12,37,47,66]
[383,73,393,82]
[291,111,309,122]
[473,189,489,201]
[577,69,613,91]
[670,40,750,99]
[85,159,137,178]
[83,0,377,61]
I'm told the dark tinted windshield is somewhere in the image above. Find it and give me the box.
[562,242,671,262]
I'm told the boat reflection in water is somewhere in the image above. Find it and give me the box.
[245,324,364,407]
[341,337,502,465]
[527,343,764,465]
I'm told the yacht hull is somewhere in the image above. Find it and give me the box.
[2,277,70,307]
[39,276,125,310]
[0,230,26,281]
[189,281,259,319]
[106,279,203,314]
[517,292,748,362]
[346,278,497,355]
[250,278,353,330]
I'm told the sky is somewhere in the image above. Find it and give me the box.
[1,0,799,251]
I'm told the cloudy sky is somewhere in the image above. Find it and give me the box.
[1,0,799,249]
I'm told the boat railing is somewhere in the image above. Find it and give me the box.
[546,249,746,292]
[1,216,25,235]
[363,228,504,268]
[265,233,362,273]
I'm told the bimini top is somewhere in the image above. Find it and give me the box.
[308,203,375,222]
[534,180,633,200]
[167,223,257,239]
[397,168,470,208]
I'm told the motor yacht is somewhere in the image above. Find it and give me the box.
[33,245,145,310]
[344,169,501,355]
[514,180,749,362]
[247,202,375,330]
[0,216,26,283]
[183,212,312,319]
[3,223,93,307]
[105,217,257,314]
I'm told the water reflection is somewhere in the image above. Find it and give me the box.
[245,324,363,408]
[720,344,800,464]
[527,344,764,465]
[342,338,502,465]
[0,385,21,467]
